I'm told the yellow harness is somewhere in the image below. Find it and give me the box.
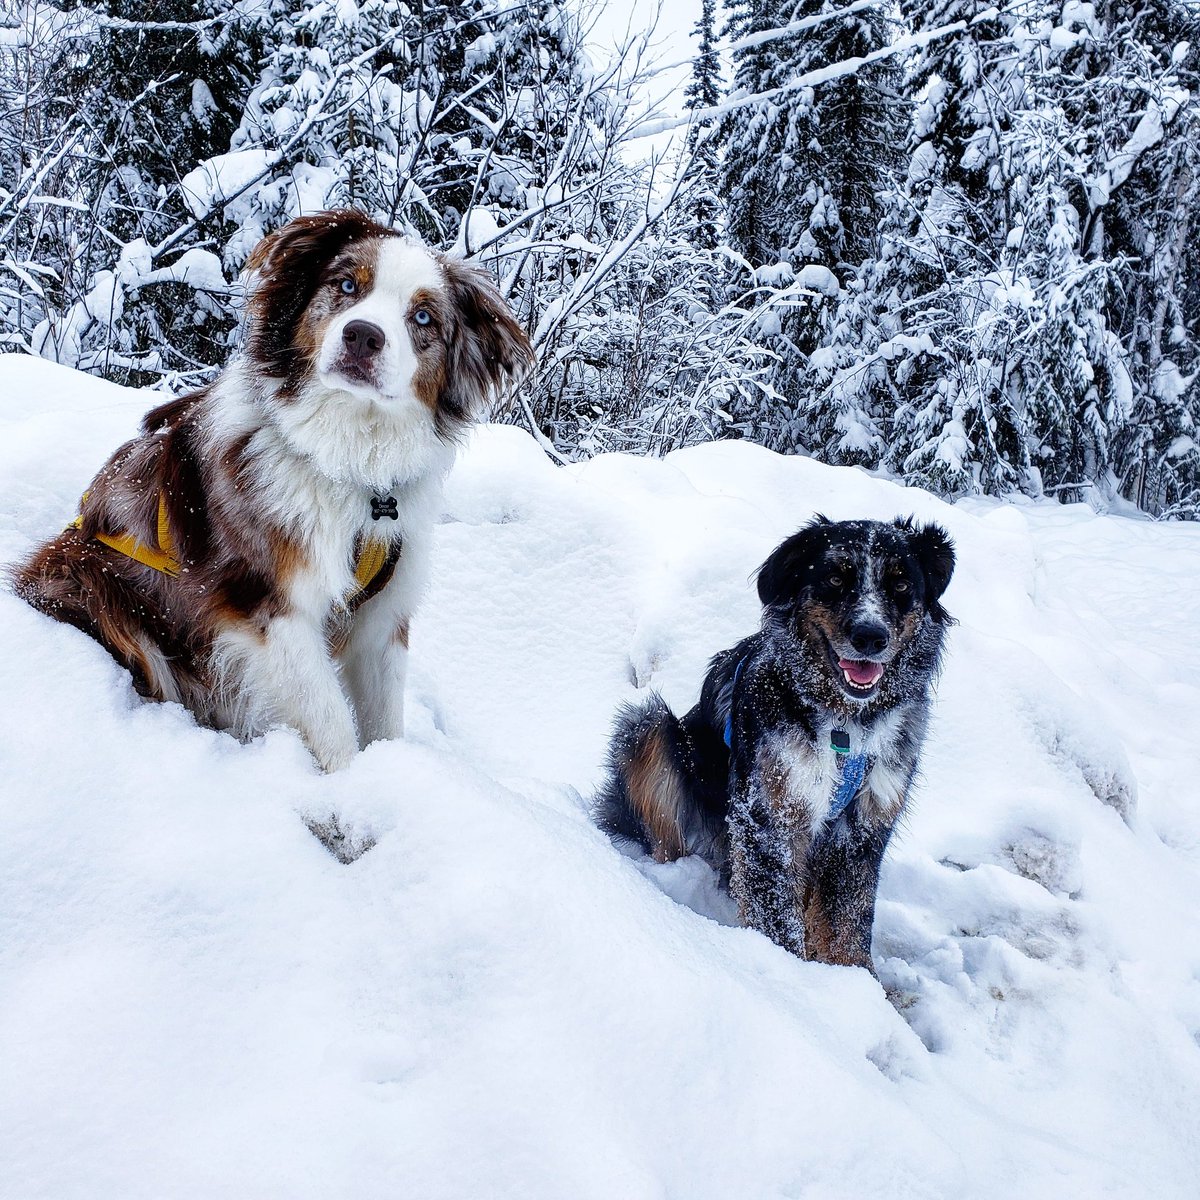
[72,494,398,607]
[72,494,180,577]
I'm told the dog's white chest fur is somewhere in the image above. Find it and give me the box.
[211,369,452,609]
[268,377,451,492]
[775,707,911,829]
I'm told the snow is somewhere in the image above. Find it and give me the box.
[465,31,497,71]
[29,271,123,369]
[136,248,233,294]
[795,263,839,297]
[190,79,218,127]
[1086,88,1187,209]
[455,206,503,256]
[2,356,1200,1198]
[907,138,939,186]
[179,148,277,219]
[1049,1,1100,54]
[1154,358,1189,404]
[754,260,794,287]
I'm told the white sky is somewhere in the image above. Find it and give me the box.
[580,0,704,130]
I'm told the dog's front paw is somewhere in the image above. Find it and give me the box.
[308,731,358,773]
[319,747,356,772]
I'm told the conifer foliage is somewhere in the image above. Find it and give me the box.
[814,0,1200,514]
[684,0,721,251]
[1,0,1198,516]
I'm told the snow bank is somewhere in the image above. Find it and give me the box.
[2,356,1199,1198]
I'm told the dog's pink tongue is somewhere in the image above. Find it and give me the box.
[839,658,884,687]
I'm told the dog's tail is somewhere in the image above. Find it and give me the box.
[594,693,721,865]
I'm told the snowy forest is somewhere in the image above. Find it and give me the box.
[1,0,1198,517]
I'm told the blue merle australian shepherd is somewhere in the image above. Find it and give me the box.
[596,516,955,971]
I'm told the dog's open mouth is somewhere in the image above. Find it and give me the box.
[837,657,885,693]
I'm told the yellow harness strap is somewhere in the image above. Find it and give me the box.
[351,538,390,596]
[72,493,180,578]
[73,492,396,602]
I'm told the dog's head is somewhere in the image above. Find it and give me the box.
[244,209,532,437]
[756,516,955,705]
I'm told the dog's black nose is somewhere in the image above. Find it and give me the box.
[343,320,386,359]
[848,620,889,658]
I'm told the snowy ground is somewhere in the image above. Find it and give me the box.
[2,356,1199,1199]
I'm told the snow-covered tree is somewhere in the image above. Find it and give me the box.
[807,0,1200,511]
[1092,0,1200,516]
[683,0,721,251]
[2,1,610,389]
[716,0,902,450]
[1,1,263,381]
[719,0,900,274]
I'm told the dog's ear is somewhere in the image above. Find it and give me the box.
[244,209,383,377]
[439,256,533,430]
[909,521,956,619]
[756,516,832,610]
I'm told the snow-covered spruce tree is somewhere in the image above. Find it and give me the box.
[63,1,259,214]
[814,0,1200,512]
[222,0,597,251]
[716,0,902,452]
[683,0,721,252]
[719,0,903,275]
[215,0,417,257]
[818,0,1034,495]
[1091,0,1200,517]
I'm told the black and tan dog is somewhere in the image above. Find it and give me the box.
[596,516,955,971]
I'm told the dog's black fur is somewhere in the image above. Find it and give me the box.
[596,516,955,970]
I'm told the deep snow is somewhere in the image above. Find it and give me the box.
[1,356,1199,1199]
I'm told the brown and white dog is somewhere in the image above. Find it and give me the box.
[13,209,532,770]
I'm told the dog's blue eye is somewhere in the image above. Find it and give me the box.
[893,578,910,594]
[413,308,431,326]
[340,278,357,295]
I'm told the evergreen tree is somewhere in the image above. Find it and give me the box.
[683,0,721,252]
[815,0,1200,511]
[226,1,599,249]
[874,0,1028,494]
[1095,0,1200,515]
[717,0,902,452]
[6,1,264,381]
[64,1,259,216]
[719,0,900,274]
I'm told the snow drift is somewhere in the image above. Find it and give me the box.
[1,357,1199,1198]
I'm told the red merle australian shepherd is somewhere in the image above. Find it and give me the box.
[14,209,531,771]
[597,517,955,971]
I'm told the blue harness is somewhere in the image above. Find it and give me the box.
[723,657,869,821]
[722,656,748,748]
[828,734,869,820]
